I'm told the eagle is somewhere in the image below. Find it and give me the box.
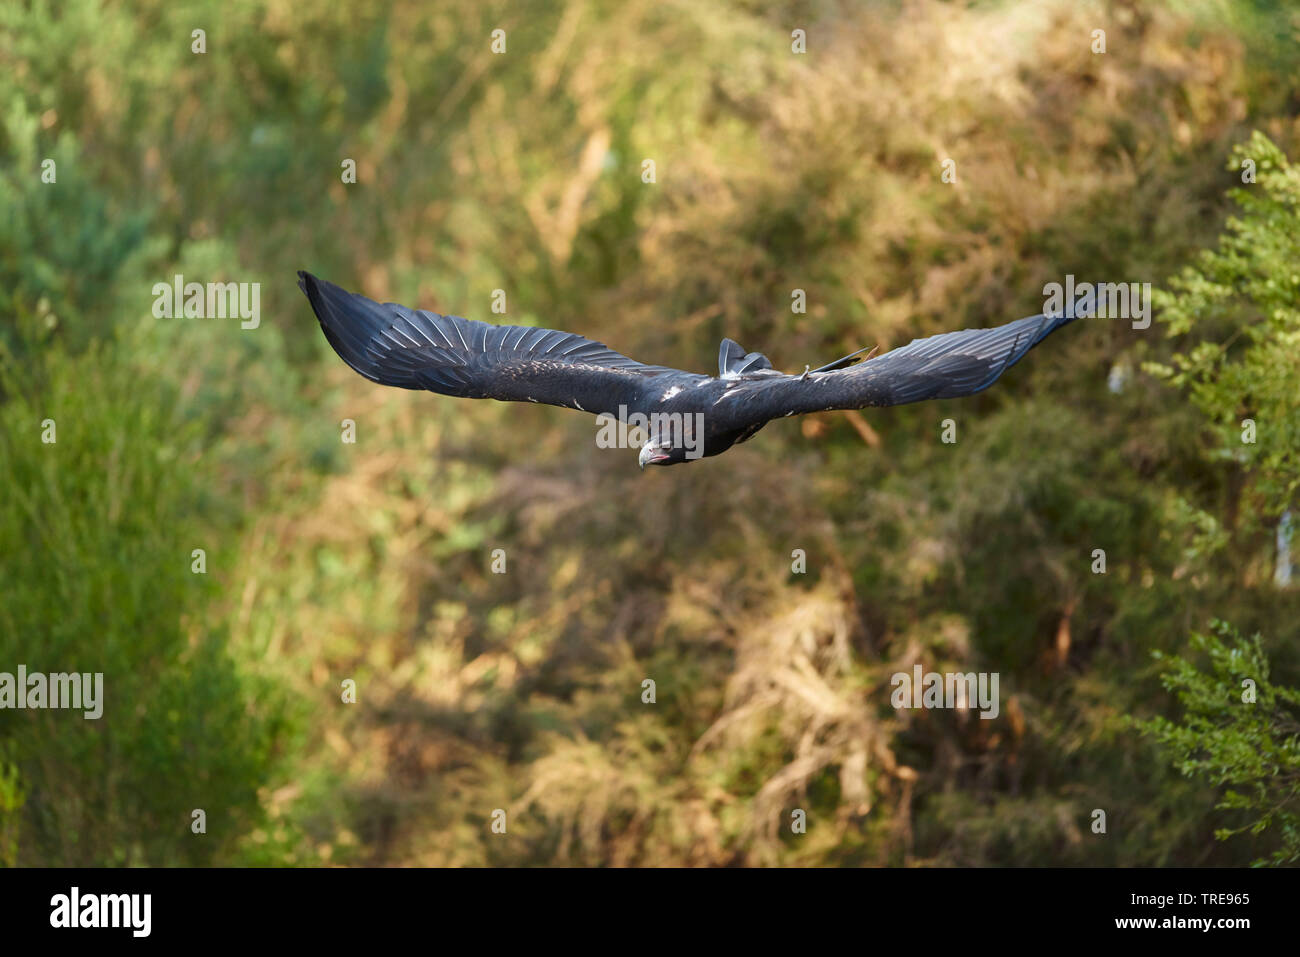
[299,272,1080,468]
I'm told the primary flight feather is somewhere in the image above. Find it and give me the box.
[299,272,1080,468]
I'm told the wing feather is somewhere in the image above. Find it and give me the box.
[300,272,701,417]
[732,311,1080,415]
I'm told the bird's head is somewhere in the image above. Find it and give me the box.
[638,437,680,469]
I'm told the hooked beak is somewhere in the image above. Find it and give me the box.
[639,445,669,469]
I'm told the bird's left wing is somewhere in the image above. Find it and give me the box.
[726,310,1080,416]
[300,272,701,417]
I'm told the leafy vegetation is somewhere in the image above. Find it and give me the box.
[1137,131,1300,865]
[1138,622,1300,866]
[0,0,1297,866]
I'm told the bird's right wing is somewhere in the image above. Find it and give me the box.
[300,272,702,417]
[732,310,1080,415]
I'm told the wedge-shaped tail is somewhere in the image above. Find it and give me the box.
[717,337,774,377]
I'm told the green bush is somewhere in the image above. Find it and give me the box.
[0,322,284,865]
[1138,622,1300,866]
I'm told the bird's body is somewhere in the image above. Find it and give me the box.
[299,272,1081,468]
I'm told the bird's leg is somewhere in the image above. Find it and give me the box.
[863,344,881,361]
[800,364,811,381]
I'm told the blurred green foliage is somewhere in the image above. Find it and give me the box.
[1149,131,1300,529]
[1138,622,1300,866]
[0,322,287,865]
[0,0,1297,866]
[1137,131,1300,865]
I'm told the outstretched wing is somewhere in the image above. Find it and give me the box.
[727,311,1081,416]
[300,272,702,417]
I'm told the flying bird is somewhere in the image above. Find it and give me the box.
[299,272,1080,468]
